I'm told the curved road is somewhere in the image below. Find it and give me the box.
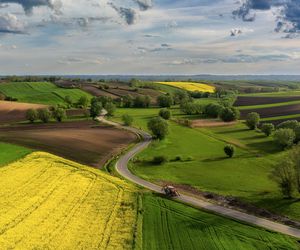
[100,116,300,239]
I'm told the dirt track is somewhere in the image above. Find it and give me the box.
[191,119,237,128]
[235,96,300,106]
[240,103,300,119]
[0,121,136,168]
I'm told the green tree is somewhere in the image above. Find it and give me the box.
[246,112,260,130]
[157,95,173,108]
[122,114,134,126]
[90,97,102,119]
[204,103,223,118]
[38,108,51,123]
[219,107,240,122]
[133,95,151,108]
[77,96,89,108]
[159,108,171,120]
[261,123,275,136]
[26,109,38,123]
[64,95,73,107]
[274,128,296,148]
[277,120,299,130]
[272,159,295,198]
[224,144,235,158]
[147,117,169,140]
[123,95,133,108]
[105,102,116,116]
[52,107,66,122]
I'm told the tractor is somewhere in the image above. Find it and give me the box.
[162,185,180,197]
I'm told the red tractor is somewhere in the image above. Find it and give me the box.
[162,185,180,197]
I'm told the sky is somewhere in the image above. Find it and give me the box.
[0,0,299,75]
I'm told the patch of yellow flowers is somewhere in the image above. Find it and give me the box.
[0,152,138,249]
[157,81,215,93]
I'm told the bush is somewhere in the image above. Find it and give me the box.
[261,123,275,136]
[204,103,223,118]
[180,102,203,115]
[159,108,171,120]
[52,107,66,122]
[152,155,168,165]
[122,114,134,126]
[38,108,51,123]
[157,95,174,108]
[224,144,235,158]
[77,96,89,108]
[220,107,240,122]
[147,117,169,140]
[26,109,38,123]
[246,112,260,130]
[274,128,296,148]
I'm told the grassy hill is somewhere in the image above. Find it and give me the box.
[0,82,91,105]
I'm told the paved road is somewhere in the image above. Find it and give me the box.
[100,116,300,239]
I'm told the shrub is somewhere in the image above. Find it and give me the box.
[261,123,275,136]
[224,144,235,158]
[152,155,167,165]
[26,109,38,123]
[64,95,73,107]
[246,112,260,130]
[180,102,203,115]
[157,95,173,108]
[220,107,240,122]
[77,96,89,108]
[147,117,169,140]
[159,108,171,120]
[52,107,66,122]
[38,108,51,123]
[122,114,134,126]
[274,128,296,148]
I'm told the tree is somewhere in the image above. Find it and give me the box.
[272,160,295,198]
[64,95,73,107]
[224,144,235,158]
[133,95,151,108]
[277,120,299,130]
[180,102,203,115]
[147,117,168,140]
[52,107,66,122]
[159,108,171,120]
[274,128,296,148]
[77,96,89,108]
[105,102,116,116]
[246,112,260,130]
[157,95,173,108]
[122,114,134,126]
[90,97,102,119]
[38,108,51,123]
[204,103,223,118]
[26,109,38,123]
[123,95,133,108]
[288,145,300,194]
[219,107,240,122]
[261,123,274,136]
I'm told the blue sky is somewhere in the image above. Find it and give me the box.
[0,0,299,75]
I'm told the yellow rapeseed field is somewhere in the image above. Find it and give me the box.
[157,81,215,93]
[0,152,138,249]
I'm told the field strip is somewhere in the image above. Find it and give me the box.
[101,117,300,239]
[238,100,300,110]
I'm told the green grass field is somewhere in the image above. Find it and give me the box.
[0,82,91,105]
[238,100,300,110]
[112,107,300,220]
[0,142,32,166]
[239,91,300,97]
[141,194,299,250]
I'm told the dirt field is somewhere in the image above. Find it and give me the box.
[240,103,300,119]
[0,121,136,167]
[235,96,300,106]
[82,85,119,99]
[191,119,237,128]
[0,101,47,123]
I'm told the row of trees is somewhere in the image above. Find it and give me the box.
[90,97,116,119]
[26,106,66,123]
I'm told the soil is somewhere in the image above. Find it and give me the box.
[235,96,300,106]
[0,121,136,168]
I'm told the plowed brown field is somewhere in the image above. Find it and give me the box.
[235,96,300,106]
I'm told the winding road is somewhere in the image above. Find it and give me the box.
[100,116,300,239]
